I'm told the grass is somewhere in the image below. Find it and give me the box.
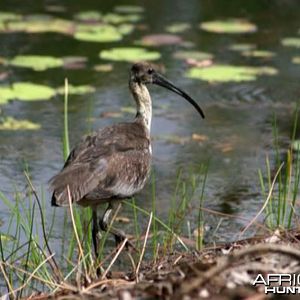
[1,79,299,297]
[259,107,300,230]
[0,78,210,296]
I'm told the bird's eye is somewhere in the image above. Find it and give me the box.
[147,68,154,75]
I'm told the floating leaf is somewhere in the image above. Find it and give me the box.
[11,82,56,100]
[5,17,74,35]
[63,56,87,69]
[102,13,141,24]
[242,50,275,58]
[165,23,191,33]
[200,19,257,34]
[118,23,134,35]
[100,111,123,118]
[9,55,63,71]
[0,12,21,22]
[121,106,136,114]
[74,11,102,22]
[292,57,300,64]
[0,232,15,242]
[292,140,300,151]
[57,84,95,95]
[93,64,113,72]
[99,47,161,62]
[114,5,144,14]
[192,134,208,142]
[228,43,256,51]
[186,65,278,82]
[173,50,213,61]
[137,34,182,46]
[0,116,41,130]
[74,24,122,42]
[281,37,300,48]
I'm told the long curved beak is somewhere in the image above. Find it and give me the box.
[153,72,205,119]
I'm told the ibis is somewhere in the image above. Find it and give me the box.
[50,62,205,257]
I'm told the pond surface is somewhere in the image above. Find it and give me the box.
[0,0,300,256]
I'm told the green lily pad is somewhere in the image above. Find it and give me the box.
[0,82,56,102]
[186,65,278,82]
[292,57,300,64]
[9,55,63,71]
[118,23,134,35]
[200,19,257,34]
[292,140,300,151]
[228,43,256,51]
[281,37,300,48]
[114,5,144,14]
[74,24,122,42]
[57,84,95,95]
[0,12,21,22]
[99,47,161,62]
[3,17,74,35]
[242,50,275,58]
[165,23,191,33]
[121,106,136,114]
[173,50,213,61]
[102,13,141,24]
[0,117,41,130]
[0,233,15,242]
[74,11,102,22]
[93,64,113,72]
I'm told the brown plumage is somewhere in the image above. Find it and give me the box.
[50,62,204,258]
[50,119,151,207]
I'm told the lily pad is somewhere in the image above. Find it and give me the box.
[99,47,161,62]
[186,65,278,82]
[118,24,134,35]
[93,64,113,72]
[281,37,300,48]
[292,140,300,151]
[228,43,256,51]
[200,19,257,34]
[57,84,95,95]
[74,24,122,42]
[11,82,56,100]
[0,12,21,22]
[114,5,144,14]
[165,23,191,33]
[242,50,275,58]
[173,50,213,61]
[102,13,141,24]
[3,17,74,35]
[0,117,41,130]
[9,55,63,71]
[137,34,183,46]
[74,11,102,22]
[292,57,300,64]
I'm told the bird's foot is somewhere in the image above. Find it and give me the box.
[113,229,137,251]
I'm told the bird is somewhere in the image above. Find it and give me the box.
[50,62,205,258]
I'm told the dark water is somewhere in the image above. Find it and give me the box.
[0,0,300,256]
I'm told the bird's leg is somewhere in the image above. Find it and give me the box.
[92,207,100,258]
[99,202,135,249]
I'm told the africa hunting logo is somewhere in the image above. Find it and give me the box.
[253,274,300,294]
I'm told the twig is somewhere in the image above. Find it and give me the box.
[136,212,153,282]
[24,171,62,280]
[238,162,284,239]
[180,243,300,294]
[0,259,15,299]
[66,185,90,284]
[100,238,128,280]
[6,254,55,297]
[19,200,36,299]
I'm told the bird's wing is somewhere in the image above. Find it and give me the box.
[50,122,150,206]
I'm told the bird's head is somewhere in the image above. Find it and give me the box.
[130,62,205,119]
